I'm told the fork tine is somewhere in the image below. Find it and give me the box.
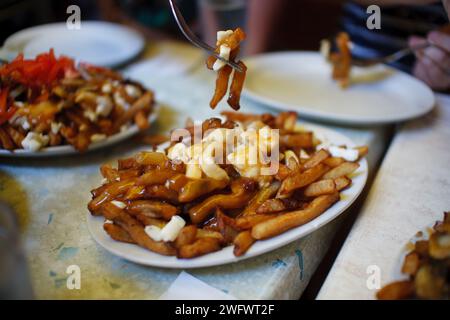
[168,0,244,72]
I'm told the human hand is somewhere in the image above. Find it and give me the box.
[409,30,450,91]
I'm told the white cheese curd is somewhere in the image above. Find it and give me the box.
[120,124,129,133]
[213,45,231,71]
[104,219,113,224]
[125,85,141,99]
[83,109,97,122]
[51,122,62,134]
[168,122,280,180]
[21,132,49,151]
[96,96,113,117]
[101,83,112,94]
[320,39,331,59]
[113,91,130,109]
[217,30,233,44]
[111,200,126,209]
[144,225,163,242]
[90,134,107,143]
[300,149,310,159]
[328,146,359,162]
[14,101,24,108]
[160,216,186,242]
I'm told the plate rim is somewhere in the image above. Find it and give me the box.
[87,122,369,269]
[2,21,145,67]
[243,51,435,126]
[0,107,159,158]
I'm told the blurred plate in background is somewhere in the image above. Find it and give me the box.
[1,21,145,67]
[244,52,435,126]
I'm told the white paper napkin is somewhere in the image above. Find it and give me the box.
[158,271,236,300]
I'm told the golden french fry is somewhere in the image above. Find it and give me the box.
[196,229,225,242]
[127,200,179,220]
[135,169,177,186]
[376,281,415,300]
[189,178,257,224]
[178,178,229,203]
[174,225,198,248]
[401,252,420,276]
[240,181,281,216]
[322,162,359,180]
[104,223,135,244]
[322,157,345,168]
[233,231,255,257]
[235,213,279,230]
[334,176,351,191]
[178,238,222,259]
[279,163,329,195]
[303,179,336,197]
[100,202,176,256]
[252,193,339,240]
[355,146,369,159]
[256,198,305,214]
[302,149,330,170]
[135,151,168,166]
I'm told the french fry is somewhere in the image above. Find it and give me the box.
[136,169,177,186]
[227,61,247,110]
[104,223,135,244]
[302,149,330,170]
[127,200,179,220]
[196,229,225,242]
[135,151,168,166]
[101,202,176,256]
[174,225,198,248]
[178,178,229,203]
[334,176,351,191]
[235,213,279,230]
[355,146,369,159]
[256,198,305,214]
[376,281,415,300]
[303,179,336,197]
[323,157,345,168]
[322,162,359,180]
[240,181,280,216]
[279,163,329,195]
[233,231,255,257]
[252,193,339,240]
[401,252,420,276]
[178,238,222,259]
[189,178,257,224]
[210,65,233,109]
[280,132,313,149]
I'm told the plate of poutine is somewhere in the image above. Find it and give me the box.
[243,51,435,125]
[87,111,368,268]
[377,212,450,300]
[0,50,156,157]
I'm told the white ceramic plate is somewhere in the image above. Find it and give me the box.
[243,52,435,126]
[0,111,158,158]
[87,123,368,268]
[1,21,145,67]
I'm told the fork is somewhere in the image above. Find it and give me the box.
[350,42,431,67]
[168,0,244,72]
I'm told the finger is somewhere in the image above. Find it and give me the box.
[428,31,450,53]
[420,55,450,90]
[412,61,434,87]
[422,46,450,71]
[409,36,427,58]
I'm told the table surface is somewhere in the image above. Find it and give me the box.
[0,42,392,299]
[317,94,449,300]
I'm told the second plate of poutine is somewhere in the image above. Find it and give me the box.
[87,111,368,268]
[0,50,157,157]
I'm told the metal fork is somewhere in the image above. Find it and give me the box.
[351,42,431,67]
[168,0,244,72]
